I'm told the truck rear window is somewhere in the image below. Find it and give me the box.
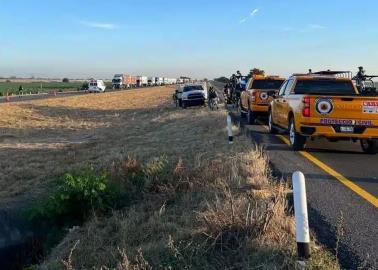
[251,80,284,90]
[294,80,356,95]
[184,85,204,92]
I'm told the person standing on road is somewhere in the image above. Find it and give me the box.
[18,85,23,97]
[208,86,218,108]
[224,83,229,95]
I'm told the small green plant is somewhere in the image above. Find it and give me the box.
[144,155,169,191]
[28,167,117,226]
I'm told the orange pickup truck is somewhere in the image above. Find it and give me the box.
[240,75,285,124]
[268,73,378,153]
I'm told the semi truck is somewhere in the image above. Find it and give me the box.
[167,78,177,85]
[155,77,164,86]
[147,77,155,86]
[162,78,177,85]
[88,79,106,93]
[136,76,148,87]
[112,74,137,89]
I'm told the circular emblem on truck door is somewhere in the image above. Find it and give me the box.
[316,98,334,115]
[260,92,268,100]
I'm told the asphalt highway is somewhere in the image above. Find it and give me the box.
[0,86,161,104]
[212,82,378,269]
[0,90,87,104]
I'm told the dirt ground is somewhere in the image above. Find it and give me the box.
[0,86,179,205]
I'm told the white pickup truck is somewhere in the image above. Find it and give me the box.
[176,84,207,108]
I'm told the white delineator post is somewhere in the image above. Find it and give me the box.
[227,113,233,144]
[292,171,310,260]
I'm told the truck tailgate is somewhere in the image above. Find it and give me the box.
[310,96,378,124]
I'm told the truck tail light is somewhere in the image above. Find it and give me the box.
[302,96,311,117]
[251,92,257,102]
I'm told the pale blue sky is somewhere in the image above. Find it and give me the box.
[1,0,377,79]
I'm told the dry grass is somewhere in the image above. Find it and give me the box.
[0,86,187,204]
[1,85,339,269]
[35,94,339,269]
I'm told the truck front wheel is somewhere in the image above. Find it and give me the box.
[289,118,306,151]
[360,139,378,154]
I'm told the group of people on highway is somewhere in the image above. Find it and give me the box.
[223,70,252,105]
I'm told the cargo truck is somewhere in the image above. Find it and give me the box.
[155,77,164,86]
[112,74,137,89]
[168,78,177,85]
[88,79,106,93]
[137,76,148,87]
[147,77,155,86]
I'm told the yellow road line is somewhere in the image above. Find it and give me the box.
[261,126,378,208]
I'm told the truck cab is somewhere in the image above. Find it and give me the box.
[269,72,378,153]
[147,77,155,87]
[240,75,285,124]
[155,77,163,86]
[88,79,106,93]
[136,76,148,87]
[112,74,123,89]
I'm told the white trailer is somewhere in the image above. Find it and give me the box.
[136,76,148,87]
[147,77,155,86]
[155,77,164,86]
[169,78,177,85]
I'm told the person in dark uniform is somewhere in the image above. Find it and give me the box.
[18,85,23,97]
[208,86,218,109]
[354,66,366,92]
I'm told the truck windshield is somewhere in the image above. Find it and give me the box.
[251,80,284,90]
[183,85,204,92]
[294,80,356,95]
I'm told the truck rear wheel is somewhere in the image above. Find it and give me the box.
[268,110,279,134]
[360,139,378,154]
[289,118,306,151]
[247,106,256,125]
[240,101,247,119]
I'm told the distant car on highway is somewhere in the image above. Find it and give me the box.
[268,71,378,153]
[175,83,206,108]
[240,75,285,124]
[88,79,106,93]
